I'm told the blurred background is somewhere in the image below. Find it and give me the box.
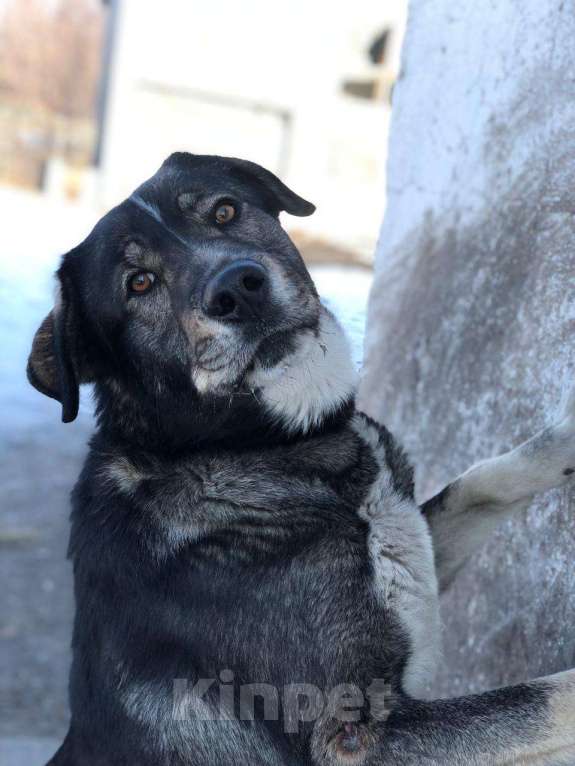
[0,0,406,759]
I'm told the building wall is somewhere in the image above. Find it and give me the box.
[98,0,406,259]
[361,0,575,696]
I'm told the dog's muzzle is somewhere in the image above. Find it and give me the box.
[203,260,269,321]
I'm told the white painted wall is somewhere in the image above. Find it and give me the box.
[362,0,575,695]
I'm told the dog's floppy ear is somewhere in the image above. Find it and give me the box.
[228,157,316,217]
[27,261,89,423]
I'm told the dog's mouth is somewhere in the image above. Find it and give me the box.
[195,356,233,373]
[191,327,267,395]
[191,322,313,397]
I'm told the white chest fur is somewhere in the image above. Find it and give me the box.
[352,414,441,696]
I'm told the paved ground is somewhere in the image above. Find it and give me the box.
[1,414,91,738]
[0,737,62,766]
[0,186,371,762]
[0,188,99,763]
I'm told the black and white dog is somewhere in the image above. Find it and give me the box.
[28,153,575,765]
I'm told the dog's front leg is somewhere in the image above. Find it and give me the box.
[375,669,575,765]
[421,386,575,590]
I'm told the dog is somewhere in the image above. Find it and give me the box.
[28,153,575,765]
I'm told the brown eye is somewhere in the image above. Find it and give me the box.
[214,202,236,224]
[129,272,156,294]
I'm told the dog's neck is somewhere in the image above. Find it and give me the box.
[247,308,358,435]
[94,309,357,453]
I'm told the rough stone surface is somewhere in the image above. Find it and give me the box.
[360,0,575,698]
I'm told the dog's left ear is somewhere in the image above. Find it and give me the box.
[228,158,316,217]
[27,260,91,423]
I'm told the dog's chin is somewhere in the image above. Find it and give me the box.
[246,309,358,434]
[192,349,254,396]
[191,323,309,398]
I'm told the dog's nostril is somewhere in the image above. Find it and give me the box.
[242,275,264,292]
[213,292,237,317]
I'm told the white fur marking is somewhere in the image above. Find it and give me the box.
[130,194,188,246]
[102,458,147,495]
[248,309,357,434]
[352,415,441,696]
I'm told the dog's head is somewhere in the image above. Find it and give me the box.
[28,154,356,448]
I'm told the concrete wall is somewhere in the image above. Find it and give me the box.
[360,0,575,697]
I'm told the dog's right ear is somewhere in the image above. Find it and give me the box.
[27,262,88,423]
[226,157,316,217]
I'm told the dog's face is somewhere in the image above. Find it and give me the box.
[28,154,356,447]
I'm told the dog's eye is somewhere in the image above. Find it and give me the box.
[129,272,156,295]
[214,202,236,225]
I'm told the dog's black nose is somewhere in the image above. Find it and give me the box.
[203,260,268,320]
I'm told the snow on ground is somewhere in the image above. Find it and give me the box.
[311,264,372,371]
[0,187,100,433]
